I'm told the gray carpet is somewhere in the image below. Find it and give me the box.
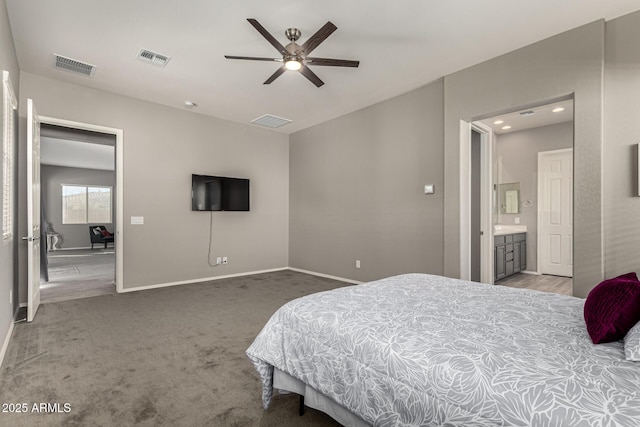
[0,270,349,426]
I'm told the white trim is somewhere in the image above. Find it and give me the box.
[471,121,494,284]
[49,246,93,251]
[459,120,471,280]
[0,321,15,368]
[521,270,541,275]
[120,267,289,293]
[460,120,494,284]
[287,268,363,285]
[39,116,124,293]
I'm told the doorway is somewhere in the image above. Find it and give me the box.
[39,123,117,302]
[26,107,124,317]
[462,98,574,295]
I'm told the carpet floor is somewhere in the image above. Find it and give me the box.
[41,249,116,304]
[0,270,349,426]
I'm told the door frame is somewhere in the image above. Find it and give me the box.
[537,147,573,277]
[459,120,493,283]
[26,99,41,321]
[39,116,124,293]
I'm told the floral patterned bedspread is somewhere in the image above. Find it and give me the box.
[246,273,640,426]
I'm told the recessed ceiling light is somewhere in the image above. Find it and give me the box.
[502,125,512,130]
[494,120,504,125]
[552,107,565,113]
[184,101,198,109]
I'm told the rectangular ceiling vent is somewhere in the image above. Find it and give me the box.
[137,49,171,67]
[519,110,536,116]
[54,54,96,77]
[251,114,292,129]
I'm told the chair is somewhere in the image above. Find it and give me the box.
[89,225,114,249]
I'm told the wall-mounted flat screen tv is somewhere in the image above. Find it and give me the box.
[191,174,250,211]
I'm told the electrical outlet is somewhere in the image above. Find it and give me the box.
[515,217,520,224]
[355,260,361,269]
[222,256,228,265]
[216,257,222,265]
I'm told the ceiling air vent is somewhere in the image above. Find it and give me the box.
[519,110,535,116]
[137,49,171,67]
[54,54,96,77]
[251,114,292,129]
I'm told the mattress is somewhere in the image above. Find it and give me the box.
[247,273,640,426]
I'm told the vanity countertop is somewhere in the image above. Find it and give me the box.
[494,225,527,236]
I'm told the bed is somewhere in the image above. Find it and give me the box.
[246,273,640,426]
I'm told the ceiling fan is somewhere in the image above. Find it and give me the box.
[225,18,359,87]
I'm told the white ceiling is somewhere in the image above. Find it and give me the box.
[41,137,115,171]
[6,1,640,134]
[480,100,574,135]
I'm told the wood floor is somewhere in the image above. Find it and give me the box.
[41,248,116,303]
[496,273,573,296]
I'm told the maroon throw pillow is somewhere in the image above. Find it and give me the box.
[584,272,640,344]
[101,230,112,237]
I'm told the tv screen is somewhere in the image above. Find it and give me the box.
[191,174,249,211]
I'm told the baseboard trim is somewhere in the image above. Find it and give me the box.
[119,267,289,293]
[287,268,363,285]
[521,270,541,275]
[0,321,15,369]
[50,246,93,251]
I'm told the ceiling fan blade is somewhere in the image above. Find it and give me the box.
[299,65,324,87]
[247,18,288,56]
[305,57,359,68]
[225,55,282,62]
[299,21,337,56]
[264,66,286,85]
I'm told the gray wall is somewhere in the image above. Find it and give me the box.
[18,72,289,300]
[603,10,640,278]
[444,21,604,298]
[496,121,573,271]
[41,165,116,249]
[0,0,19,353]
[289,80,444,282]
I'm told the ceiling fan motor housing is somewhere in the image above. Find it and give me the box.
[285,28,301,42]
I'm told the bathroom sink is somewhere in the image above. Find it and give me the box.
[494,225,527,235]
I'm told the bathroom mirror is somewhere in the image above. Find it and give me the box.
[499,182,520,214]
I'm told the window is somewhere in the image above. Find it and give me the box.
[2,71,17,241]
[62,184,112,224]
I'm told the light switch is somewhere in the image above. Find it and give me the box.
[424,184,435,194]
[131,216,144,225]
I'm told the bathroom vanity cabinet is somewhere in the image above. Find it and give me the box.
[495,233,526,281]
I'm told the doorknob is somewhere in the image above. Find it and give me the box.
[21,236,40,241]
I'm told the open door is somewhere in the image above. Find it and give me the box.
[26,98,41,321]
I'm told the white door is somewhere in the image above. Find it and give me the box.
[538,148,573,277]
[26,99,41,321]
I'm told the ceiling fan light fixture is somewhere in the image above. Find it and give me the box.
[285,59,302,71]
